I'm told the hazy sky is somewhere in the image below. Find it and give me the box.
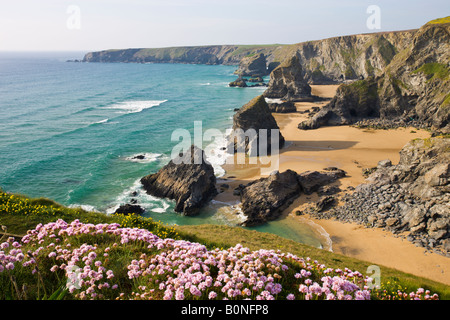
[0,0,448,52]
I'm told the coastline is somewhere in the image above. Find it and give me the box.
[219,84,450,285]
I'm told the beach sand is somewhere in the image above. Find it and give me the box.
[218,84,450,285]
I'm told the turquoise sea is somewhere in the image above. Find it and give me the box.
[0,51,330,249]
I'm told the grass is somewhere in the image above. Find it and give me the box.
[426,16,450,25]
[0,189,449,300]
[412,62,450,81]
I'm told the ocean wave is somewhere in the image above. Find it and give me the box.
[102,100,167,114]
[105,179,173,215]
[94,118,109,124]
[203,133,229,178]
[124,152,164,164]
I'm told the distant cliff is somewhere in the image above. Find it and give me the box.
[83,29,417,84]
[82,45,281,65]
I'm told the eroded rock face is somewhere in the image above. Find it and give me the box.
[231,95,285,155]
[234,53,268,77]
[263,56,312,101]
[298,78,380,130]
[140,145,218,216]
[298,21,450,133]
[314,137,450,256]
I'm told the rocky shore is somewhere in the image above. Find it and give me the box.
[306,136,449,256]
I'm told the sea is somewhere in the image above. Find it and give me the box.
[0,51,330,249]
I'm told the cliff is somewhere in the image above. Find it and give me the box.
[82,45,280,65]
[299,19,450,133]
[311,136,450,256]
[82,29,416,83]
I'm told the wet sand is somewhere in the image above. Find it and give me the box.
[218,84,450,285]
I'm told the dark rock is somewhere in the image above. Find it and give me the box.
[267,101,297,113]
[114,204,145,215]
[240,170,301,226]
[297,169,346,194]
[315,196,336,212]
[229,77,247,87]
[140,145,218,216]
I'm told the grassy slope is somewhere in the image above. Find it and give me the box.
[1,189,449,299]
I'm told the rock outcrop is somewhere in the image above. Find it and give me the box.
[230,95,285,155]
[234,53,268,77]
[263,55,312,101]
[114,204,145,215]
[140,145,218,216]
[240,170,301,227]
[267,101,297,113]
[239,168,346,226]
[298,78,380,129]
[229,76,247,87]
[298,20,450,133]
[311,136,450,256]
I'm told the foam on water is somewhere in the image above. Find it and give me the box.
[102,100,167,114]
[124,152,164,164]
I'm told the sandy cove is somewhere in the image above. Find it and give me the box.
[218,84,450,285]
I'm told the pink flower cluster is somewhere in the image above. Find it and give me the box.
[0,219,440,300]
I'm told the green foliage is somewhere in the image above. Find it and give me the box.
[412,63,450,81]
[426,16,450,25]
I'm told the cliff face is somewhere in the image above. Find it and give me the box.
[263,55,312,101]
[298,20,450,133]
[314,137,450,255]
[234,53,268,77]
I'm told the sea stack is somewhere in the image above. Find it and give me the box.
[263,55,312,101]
[231,95,285,155]
[140,145,218,216]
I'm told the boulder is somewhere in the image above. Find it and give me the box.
[140,145,218,216]
[267,101,297,113]
[240,170,301,226]
[297,169,346,194]
[229,77,247,87]
[114,204,145,215]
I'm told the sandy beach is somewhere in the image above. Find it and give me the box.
[219,84,450,285]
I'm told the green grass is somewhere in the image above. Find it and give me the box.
[412,62,450,81]
[1,189,449,300]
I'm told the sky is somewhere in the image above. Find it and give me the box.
[0,0,448,52]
